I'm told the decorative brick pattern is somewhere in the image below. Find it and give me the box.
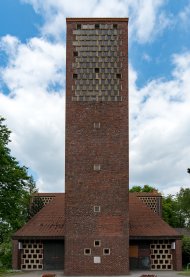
[33,196,54,206]
[72,23,123,102]
[21,240,43,270]
[150,240,173,270]
[139,196,158,213]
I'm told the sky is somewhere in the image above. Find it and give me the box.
[0,0,190,195]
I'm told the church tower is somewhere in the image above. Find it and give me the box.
[65,18,129,275]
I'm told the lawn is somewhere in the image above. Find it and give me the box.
[0,269,23,276]
[178,271,190,276]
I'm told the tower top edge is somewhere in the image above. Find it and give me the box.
[66,18,128,23]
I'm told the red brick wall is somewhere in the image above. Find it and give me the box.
[12,240,20,270]
[172,239,182,271]
[65,18,129,275]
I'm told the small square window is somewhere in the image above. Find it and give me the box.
[113,24,118,29]
[84,248,91,255]
[116,73,121,79]
[94,206,101,213]
[73,73,78,79]
[95,68,99,73]
[94,256,101,263]
[93,122,100,129]
[77,24,81,30]
[95,24,100,29]
[94,240,101,247]
[103,248,110,255]
[73,51,78,57]
[94,164,101,171]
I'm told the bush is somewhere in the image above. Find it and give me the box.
[182,236,190,266]
[0,241,12,269]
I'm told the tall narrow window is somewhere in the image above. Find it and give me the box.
[95,68,99,73]
[95,24,100,29]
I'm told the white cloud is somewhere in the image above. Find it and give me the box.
[142,53,152,62]
[0,35,65,192]
[179,3,190,30]
[130,52,190,194]
[21,0,169,43]
[1,36,65,92]
[1,1,189,196]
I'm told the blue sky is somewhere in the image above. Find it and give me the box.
[0,0,42,41]
[0,0,190,195]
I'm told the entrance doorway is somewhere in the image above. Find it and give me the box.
[43,240,64,270]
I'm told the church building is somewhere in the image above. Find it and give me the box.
[12,18,182,275]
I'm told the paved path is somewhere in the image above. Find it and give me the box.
[4,270,183,277]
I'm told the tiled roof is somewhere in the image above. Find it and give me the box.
[13,194,65,239]
[13,192,181,239]
[129,193,180,238]
[175,228,190,237]
[32,193,64,197]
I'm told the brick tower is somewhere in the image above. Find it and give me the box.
[65,18,129,275]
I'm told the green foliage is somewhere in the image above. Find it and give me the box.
[0,240,12,269]
[129,184,157,193]
[177,188,190,228]
[130,185,190,229]
[162,194,185,228]
[162,188,190,228]
[0,116,37,269]
[182,236,190,266]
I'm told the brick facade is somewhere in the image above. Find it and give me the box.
[64,18,129,275]
[12,240,20,270]
[12,17,182,274]
[172,239,182,271]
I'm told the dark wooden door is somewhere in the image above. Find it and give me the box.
[43,240,64,270]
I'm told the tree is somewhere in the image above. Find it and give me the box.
[162,194,185,228]
[129,185,187,228]
[176,188,190,228]
[0,116,37,268]
[182,236,190,266]
[129,184,158,193]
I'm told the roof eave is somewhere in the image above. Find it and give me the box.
[130,235,182,240]
[12,235,65,240]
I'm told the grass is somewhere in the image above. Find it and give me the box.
[0,269,24,277]
[178,271,190,276]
